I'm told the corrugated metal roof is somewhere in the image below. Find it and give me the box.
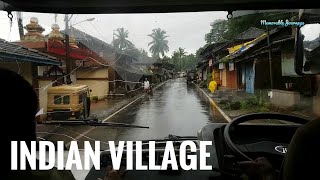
[228,28,280,60]
[199,42,227,56]
[0,39,60,65]
[211,27,266,55]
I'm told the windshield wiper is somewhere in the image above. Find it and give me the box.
[137,134,198,142]
[164,134,197,140]
[38,119,149,129]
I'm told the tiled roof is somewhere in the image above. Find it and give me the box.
[234,27,266,40]
[0,39,60,65]
[200,42,227,56]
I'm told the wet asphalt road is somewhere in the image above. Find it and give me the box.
[37,78,226,149]
[113,78,225,140]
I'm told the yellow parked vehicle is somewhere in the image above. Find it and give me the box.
[47,84,91,120]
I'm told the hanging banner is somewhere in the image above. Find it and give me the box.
[227,33,267,54]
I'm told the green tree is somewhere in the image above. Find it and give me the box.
[177,47,186,71]
[124,47,140,58]
[148,28,169,58]
[181,54,197,71]
[113,28,134,51]
[161,55,170,63]
[195,44,211,60]
[178,47,186,57]
[124,48,151,62]
[196,47,204,58]
[205,19,228,44]
[170,51,180,71]
[169,48,197,72]
[205,12,295,43]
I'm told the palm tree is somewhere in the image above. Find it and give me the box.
[148,28,169,58]
[177,47,186,71]
[177,47,186,58]
[112,28,134,51]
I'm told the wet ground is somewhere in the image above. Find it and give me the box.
[37,78,226,149]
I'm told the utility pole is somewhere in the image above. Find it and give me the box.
[266,25,273,89]
[112,29,115,46]
[54,14,58,23]
[112,29,116,92]
[263,13,273,89]
[64,14,72,84]
[16,12,24,40]
[180,56,182,72]
[180,53,183,73]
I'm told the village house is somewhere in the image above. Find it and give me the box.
[2,18,66,121]
[197,42,226,84]
[60,27,115,100]
[17,18,147,100]
[201,25,318,110]
[229,27,293,93]
[15,17,110,120]
[0,38,60,121]
[131,57,155,85]
[152,61,175,82]
[7,17,161,120]
[63,27,157,97]
[228,26,318,108]
[0,38,60,84]
[211,27,266,90]
[197,27,266,90]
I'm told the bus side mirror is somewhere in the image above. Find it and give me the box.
[295,23,320,75]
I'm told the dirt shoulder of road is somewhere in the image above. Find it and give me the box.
[193,83,318,123]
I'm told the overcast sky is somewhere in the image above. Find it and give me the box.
[0,11,227,56]
[301,23,320,41]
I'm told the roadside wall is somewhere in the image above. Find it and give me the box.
[77,67,109,100]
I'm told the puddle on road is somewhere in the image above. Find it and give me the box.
[109,79,229,141]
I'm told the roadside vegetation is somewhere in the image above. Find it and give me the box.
[218,90,271,112]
